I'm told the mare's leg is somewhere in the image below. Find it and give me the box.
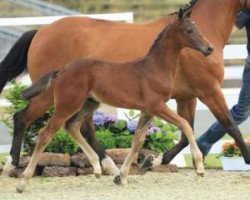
[147,103,204,175]
[3,89,53,174]
[79,102,119,176]
[16,112,66,193]
[162,99,197,164]
[200,89,250,163]
[115,112,153,185]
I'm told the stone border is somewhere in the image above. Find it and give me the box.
[2,149,178,177]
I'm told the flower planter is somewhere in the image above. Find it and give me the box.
[221,157,250,171]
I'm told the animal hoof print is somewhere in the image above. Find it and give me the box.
[113,175,122,186]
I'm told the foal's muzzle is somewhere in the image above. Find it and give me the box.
[202,45,214,56]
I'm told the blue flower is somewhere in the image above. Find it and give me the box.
[147,124,161,135]
[106,115,118,124]
[93,111,119,125]
[93,111,107,125]
[127,120,138,132]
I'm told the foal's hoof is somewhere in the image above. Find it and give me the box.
[94,173,101,179]
[140,154,154,174]
[197,172,204,177]
[16,185,25,193]
[113,175,122,186]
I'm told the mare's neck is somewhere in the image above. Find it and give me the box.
[147,27,182,78]
[192,0,242,47]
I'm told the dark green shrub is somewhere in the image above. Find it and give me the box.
[96,129,116,149]
[115,135,133,148]
[46,128,80,155]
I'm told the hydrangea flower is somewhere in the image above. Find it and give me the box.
[93,111,107,125]
[147,124,161,135]
[127,120,138,132]
[93,111,118,125]
[106,115,118,124]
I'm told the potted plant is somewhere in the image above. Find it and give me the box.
[219,140,250,171]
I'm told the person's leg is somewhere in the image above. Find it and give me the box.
[197,57,250,155]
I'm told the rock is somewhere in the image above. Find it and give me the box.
[106,148,137,164]
[0,162,3,174]
[138,149,159,164]
[116,164,140,175]
[129,164,140,175]
[42,166,76,177]
[77,167,94,176]
[8,167,41,178]
[18,156,30,167]
[71,153,91,168]
[9,167,25,178]
[38,152,71,167]
[150,164,179,173]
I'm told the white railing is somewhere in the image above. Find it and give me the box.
[0,12,134,26]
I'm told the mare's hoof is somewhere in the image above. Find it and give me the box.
[140,155,154,174]
[113,175,122,186]
[244,157,250,164]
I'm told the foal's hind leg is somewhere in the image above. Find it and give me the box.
[79,100,119,177]
[3,89,53,174]
[147,103,204,176]
[17,112,66,193]
[65,104,103,177]
[114,112,153,185]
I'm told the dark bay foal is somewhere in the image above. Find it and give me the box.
[16,9,213,192]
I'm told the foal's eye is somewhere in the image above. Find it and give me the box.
[187,29,193,34]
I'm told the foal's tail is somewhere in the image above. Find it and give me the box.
[0,30,37,93]
[22,70,59,100]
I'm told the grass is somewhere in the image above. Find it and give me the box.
[184,154,222,169]
[222,133,250,140]
[0,153,8,163]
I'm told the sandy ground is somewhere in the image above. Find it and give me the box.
[0,169,250,200]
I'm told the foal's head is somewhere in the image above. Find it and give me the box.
[175,8,214,56]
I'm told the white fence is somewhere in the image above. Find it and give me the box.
[0,12,134,26]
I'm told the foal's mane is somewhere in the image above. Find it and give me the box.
[169,0,198,15]
[148,22,174,54]
[147,0,199,55]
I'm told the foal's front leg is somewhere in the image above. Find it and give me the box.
[114,112,153,185]
[147,103,204,176]
[161,99,197,164]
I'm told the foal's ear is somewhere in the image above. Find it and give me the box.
[178,8,184,21]
[184,9,192,18]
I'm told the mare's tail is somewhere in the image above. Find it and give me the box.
[0,30,38,93]
[22,70,58,100]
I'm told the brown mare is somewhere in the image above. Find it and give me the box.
[1,0,250,175]
[16,9,212,192]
